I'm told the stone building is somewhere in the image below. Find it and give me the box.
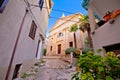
[47,13,84,56]
[0,0,52,79]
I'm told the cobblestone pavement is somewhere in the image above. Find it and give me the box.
[34,56,76,80]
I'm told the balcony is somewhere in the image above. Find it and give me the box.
[92,15,120,49]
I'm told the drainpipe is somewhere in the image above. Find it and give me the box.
[5,9,28,80]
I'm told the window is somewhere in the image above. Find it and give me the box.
[58,32,63,37]
[29,21,37,40]
[50,46,52,51]
[39,0,44,10]
[0,0,8,13]
[69,41,73,47]
[0,0,4,7]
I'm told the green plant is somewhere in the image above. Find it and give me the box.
[106,51,116,57]
[95,48,103,54]
[72,72,80,80]
[40,60,45,63]
[34,68,39,73]
[65,47,77,54]
[21,73,31,78]
[79,14,93,48]
[34,62,39,66]
[72,51,120,80]
[65,47,81,58]
[43,48,47,56]
[82,48,93,54]
[34,60,45,67]
[69,24,78,48]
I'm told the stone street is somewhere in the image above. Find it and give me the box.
[34,56,76,80]
[16,56,76,80]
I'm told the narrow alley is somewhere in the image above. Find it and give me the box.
[1,0,120,80]
[35,56,76,80]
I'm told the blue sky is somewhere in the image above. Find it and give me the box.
[46,0,88,36]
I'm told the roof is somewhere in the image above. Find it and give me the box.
[49,13,82,32]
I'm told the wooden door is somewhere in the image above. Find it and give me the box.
[58,44,61,54]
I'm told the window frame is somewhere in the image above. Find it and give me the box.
[0,0,9,13]
[39,0,44,10]
[69,41,73,47]
[50,46,52,51]
[29,21,37,40]
[58,32,63,37]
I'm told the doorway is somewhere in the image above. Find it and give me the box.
[12,64,22,79]
[58,44,61,54]
[36,40,42,59]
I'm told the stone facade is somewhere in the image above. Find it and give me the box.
[47,13,83,56]
[0,0,52,80]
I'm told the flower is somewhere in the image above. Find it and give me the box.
[74,49,81,58]
[75,49,81,55]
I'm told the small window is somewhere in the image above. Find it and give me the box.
[50,46,52,51]
[58,32,63,37]
[39,0,44,10]
[0,0,4,7]
[69,41,73,47]
[29,21,37,40]
[0,0,8,13]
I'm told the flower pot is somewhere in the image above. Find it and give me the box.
[103,14,111,22]
[111,9,120,18]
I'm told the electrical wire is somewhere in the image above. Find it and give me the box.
[29,4,77,15]
[25,1,81,32]
[29,4,80,22]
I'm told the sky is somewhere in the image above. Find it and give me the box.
[46,0,88,36]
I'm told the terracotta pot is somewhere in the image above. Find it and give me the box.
[103,14,111,22]
[111,9,120,18]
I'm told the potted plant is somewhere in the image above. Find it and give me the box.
[43,48,47,56]
[111,9,120,18]
[103,11,112,22]
[65,47,81,58]
[65,47,81,67]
